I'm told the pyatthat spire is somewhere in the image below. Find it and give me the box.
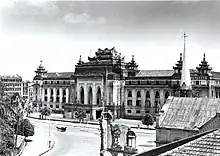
[181,33,191,90]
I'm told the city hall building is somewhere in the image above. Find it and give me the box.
[32,48,220,120]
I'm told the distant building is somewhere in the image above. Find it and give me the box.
[28,82,34,104]
[0,74,22,96]
[21,80,30,100]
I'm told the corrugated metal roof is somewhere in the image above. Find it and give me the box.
[160,129,220,156]
[160,97,220,130]
[136,70,174,77]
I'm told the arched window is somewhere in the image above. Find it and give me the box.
[80,87,84,104]
[164,91,169,104]
[137,91,141,98]
[96,87,101,105]
[128,91,132,97]
[88,86,93,105]
[145,91,151,107]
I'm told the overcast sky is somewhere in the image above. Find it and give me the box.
[0,0,220,80]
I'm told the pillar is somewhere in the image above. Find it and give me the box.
[59,88,63,103]
[47,88,50,103]
[93,83,96,105]
[141,89,145,108]
[66,88,69,103]
[124,89,128,106]
[41,88,44,102]
[150,90,155,107]
[92,109,96,120]
[132,89,136,107]
[77,85,80,103]
[160,90,164,105]
[84,83,88,105]
[53,88,56,103]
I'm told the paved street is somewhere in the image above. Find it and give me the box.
[21,118,156,156]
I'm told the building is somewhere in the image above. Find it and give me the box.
[156,96,220,146]
[21,80,30,101]
[33,61,74,113]
[0,74,22,97]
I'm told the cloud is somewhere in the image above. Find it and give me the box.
[63,12,106,24]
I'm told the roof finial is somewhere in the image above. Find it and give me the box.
[180,53,182,61]
[40,60,42,66]
[203,53,206,61]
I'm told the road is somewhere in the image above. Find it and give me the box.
[21,118,155,156]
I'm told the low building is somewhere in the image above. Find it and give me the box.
[156,96,220,146]
[0,74,22,97]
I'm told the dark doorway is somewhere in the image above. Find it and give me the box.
[96,110,102,119]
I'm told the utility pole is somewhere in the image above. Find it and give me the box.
[48,118,51,148]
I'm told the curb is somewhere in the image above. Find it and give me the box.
[27,115,155,130]
[38,140,55,156]
[16,141,27,156]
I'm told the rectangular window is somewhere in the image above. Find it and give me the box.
[57,81,59,84]
[44,96,47,102]
[45,81,47,84]
[50,105,53,108]
[56,97,60,103]
[127,100,132,106]
[127,110,132,113]
[56,105,59,109]
[136,110,141,113]
[136,100,141,106]
[51,81,53,84]
[45,89,47,95]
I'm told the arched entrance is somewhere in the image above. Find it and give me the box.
[96,87,101,105]
[88,86,93,105]
[80,87,84,104]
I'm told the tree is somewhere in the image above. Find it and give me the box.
[0,119,15,156]
[25,104,33,117]
[142,113,154,128]
[75,109,86,123]
[18,119,34,138]
[39,106,51,119]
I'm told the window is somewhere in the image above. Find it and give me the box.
[56,97,60,103]
[45,89,47,95]
[51,81,53,84]
[62,106,64,109]
[44,96,47,102]
[127,110,132,113]
[56,105,59,109]
[127,100,132,106]
[50,105,53,108]
[57,81,59,84]
[136,100,141,106]
[128,91,132,97]
[136,110,140,113]
[137,91,141,98]
[51,89,53,95]
[45,81,47,84]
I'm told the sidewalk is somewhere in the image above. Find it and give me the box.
[21,127,55,156]
[27,112,155,130]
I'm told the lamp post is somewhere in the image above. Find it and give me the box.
[48,117,51,148]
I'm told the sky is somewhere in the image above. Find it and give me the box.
[0,0,220,81]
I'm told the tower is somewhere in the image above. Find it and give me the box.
[180,33,192,97]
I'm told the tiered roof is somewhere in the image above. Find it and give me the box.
[136,70,174,77]
[196,53,212,74]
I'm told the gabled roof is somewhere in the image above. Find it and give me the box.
[136,70,174,77]
[159,97,220,130]
[44,72,74,79]
[160,129,220,156]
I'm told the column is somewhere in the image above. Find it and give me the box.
[77,85,80,103]
[124,89,128,107]
[141,89,145,108]
[132,89,136,107]
[66,88,69,103]
[106,81,109,105]
[47,88,50,102]
[160,90,164,105]
[53,88,56,103]
[59,88,63,103]
[92,109,96,120]
[84,83,88,104]
[41,87,44,102]
[92,83,96,105]
[150,90,155,107]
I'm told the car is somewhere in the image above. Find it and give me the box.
[56,126,67,132]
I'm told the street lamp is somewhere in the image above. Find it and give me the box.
[48,118,51,148]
